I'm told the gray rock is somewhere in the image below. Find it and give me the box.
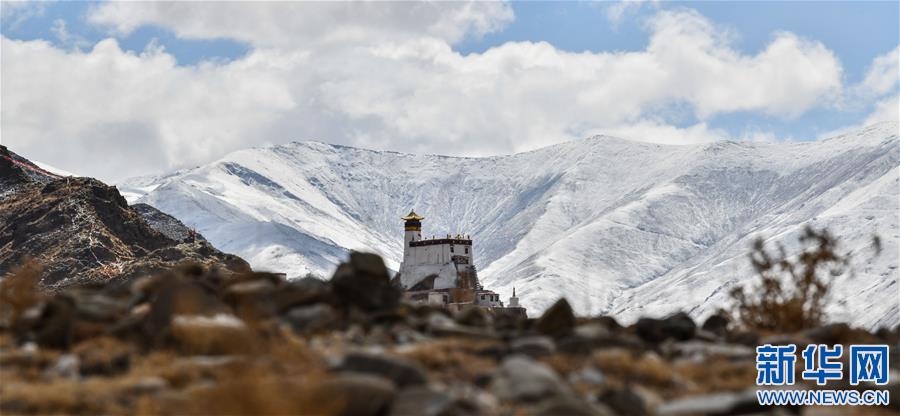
[75,294,128,323]
[337,352,428,388]
[492,355,566,401]
[533,395,611,416]
[309,374,397,416]
[727,330,760,347]
[14,295,75,350]
[331,252,400,312]
[662,341,755,362]
[598,386,649,416]
[635,312,696,343]
[273,277,333,312]
[657,389,765,416]
[567,367,606,386]
[44,353,79,379]
[428,312,493,338]
[128,376,170,395]
[389,386,479,416]
[456,306,492,328]
[701,314,729,338]
[510,336,556,357]
[284,303,338,333]
[559,323,643,354]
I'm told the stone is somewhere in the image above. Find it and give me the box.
[388,386,478,416]
[427,312,492,338]
[532,396,612,416]
[657,389,764,416]
[331,252,400,312]
[591,316,622,332]
[492,355,566,402]
[701,314,729,338]
[75,294,128,323]
[14,295,76,350]
[662,341,755,362]
[456,306,492,328]
[43,353,79,379]
[128,376,170,395]
[273,277,333,312]
[727,330,760,347]
[558,323,644,354]
[574,323,611,340]
[337,352,428,388]
[307,374,396,416]
[567,367,606,386]
[510,336,556,357]
[284,303,338,334]
[535,298,576,338]
[142,277,229,346]
[634,312,695,343]
[599,386,650,416]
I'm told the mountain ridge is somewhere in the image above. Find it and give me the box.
[119,122,900,328]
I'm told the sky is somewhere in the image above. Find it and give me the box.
[1,1,898,182]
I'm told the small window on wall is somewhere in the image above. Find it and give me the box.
[451,246,454,253]
[465,247,469,254]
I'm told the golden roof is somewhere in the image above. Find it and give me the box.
[401,209,425,221]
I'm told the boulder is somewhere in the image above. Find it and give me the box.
[657,389,765,416]
[389,386,478,416]
[284,303,338,334]
[634,312,695,343]
[510,336,556,357]
[307,374,397,416]
[533,396,611,416]
[701,314,729,338]
[535,298,576,338]
[337,352,428,388]
[492,355,567,402]
[331,252,400,312]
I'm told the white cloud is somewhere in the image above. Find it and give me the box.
[2,5,848,181]
[87,1,514,48]
[819,47,899,138]
[0,1,46,29]
[50,18,90,51]
[859,46,899,97]
[864,95,899,125]
[606,0,657,26]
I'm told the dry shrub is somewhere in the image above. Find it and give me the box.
[0,260,44,327]
[730,227,851,332]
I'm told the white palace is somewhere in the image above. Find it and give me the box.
[395,209,525,316]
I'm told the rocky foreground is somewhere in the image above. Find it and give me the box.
[0,145,249,288]
[1,252,898,416]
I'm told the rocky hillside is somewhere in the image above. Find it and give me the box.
[0,145,248,287]
[0,254,897,415]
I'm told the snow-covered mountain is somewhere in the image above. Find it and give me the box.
[119,122,900,328]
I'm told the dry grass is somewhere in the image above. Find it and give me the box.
[169,315,261,356]
[399,338,500,383]
[0,260,45,327]
[591,349,681,394]
[730,227,851,332]
[672,358,757,395]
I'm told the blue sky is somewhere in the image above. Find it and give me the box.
[1,1,897,180]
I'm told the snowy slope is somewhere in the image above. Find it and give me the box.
[119,122,900,328]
